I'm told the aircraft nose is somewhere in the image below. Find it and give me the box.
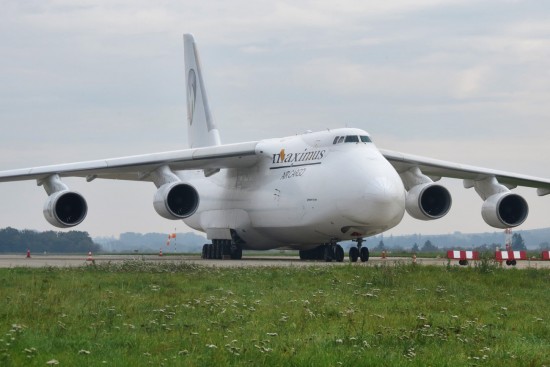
[363,176,405,226]
[339,171,406,228]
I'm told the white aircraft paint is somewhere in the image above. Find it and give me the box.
[1,34,550,261]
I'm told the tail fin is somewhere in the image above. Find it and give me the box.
[184,34,221,148]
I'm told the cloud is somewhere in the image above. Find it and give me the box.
[454,66,491,99]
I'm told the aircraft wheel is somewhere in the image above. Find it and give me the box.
[506,260,511,266]
[222,240,231,257]
[360,247,370,262]
[349,247,359,263]
[231,247,243,260]
[324,245,334,262]
[202,244,208,259]
[335,245,344,262]
[511,260,517,266]
[316,246,325,260]
[206,244,213,259]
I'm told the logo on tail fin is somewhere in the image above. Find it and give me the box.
[187,69,197,125]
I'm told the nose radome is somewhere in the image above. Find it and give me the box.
[341,175,406,227]
[365,177,405,225]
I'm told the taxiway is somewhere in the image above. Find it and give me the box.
[0,254,548,269]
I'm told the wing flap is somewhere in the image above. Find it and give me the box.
[381,148,550,193]
[0,141,259,183]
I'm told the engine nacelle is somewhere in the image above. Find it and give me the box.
[481,192,528,228]
[153,182,199,220]
[406,183,452,220]
[43,190,88,228]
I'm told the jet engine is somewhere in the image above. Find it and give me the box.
[406,183,452,220]
[43,190,88,228]
[153,182,199,220]
[481,192,528,228]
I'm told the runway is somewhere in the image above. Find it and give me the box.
[1,254,549,269]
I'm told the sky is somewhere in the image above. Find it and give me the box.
[1,0,550,239]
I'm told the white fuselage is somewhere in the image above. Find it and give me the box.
[181,128,406,250]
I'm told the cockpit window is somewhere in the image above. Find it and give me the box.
[344,135,359,143]
[335,135,368,144]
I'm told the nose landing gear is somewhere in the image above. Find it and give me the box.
[349,238,369,263]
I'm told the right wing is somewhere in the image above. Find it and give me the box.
[0,141,260,183]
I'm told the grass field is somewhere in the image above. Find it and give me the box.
[0,261,549,366]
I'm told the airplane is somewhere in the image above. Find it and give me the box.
[1,34,550,262]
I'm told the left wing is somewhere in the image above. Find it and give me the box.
[0,141,259,183]
[380,148,550,229]
[380,148,550,195]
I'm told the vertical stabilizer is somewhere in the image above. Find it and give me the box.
[184,34,221,148]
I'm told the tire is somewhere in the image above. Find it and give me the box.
[231,247,243,260]
[324,245,334,262]
[349,247,359,263]
[201,244,208,259]
[335,245,344,262]
[360,247,370,262]
[222,241,231,257]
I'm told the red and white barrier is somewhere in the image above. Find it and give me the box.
[495,251,527,261]
[541,251,550,260]
[447,250,479,260]
[495,250,527,266]
[447,250,479,266]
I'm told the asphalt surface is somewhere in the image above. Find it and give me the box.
[0,254,549,269]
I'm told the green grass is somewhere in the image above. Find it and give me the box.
[0,261,549,366]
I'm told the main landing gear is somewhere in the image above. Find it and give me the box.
[299,243,345,262]
[324,242,345,263]
[349,238,369,263]
[201,239,242,260]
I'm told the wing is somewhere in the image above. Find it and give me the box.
[380,148,550,196]
[0,141,260,183]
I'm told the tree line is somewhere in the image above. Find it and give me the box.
[373,233,530,253]
[0,227,100,254]
[369,228,550,251]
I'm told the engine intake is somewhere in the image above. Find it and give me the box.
[43,191,88,228]
[406,183,452,220]
[481,192,528,228]
[154,182,199,220]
